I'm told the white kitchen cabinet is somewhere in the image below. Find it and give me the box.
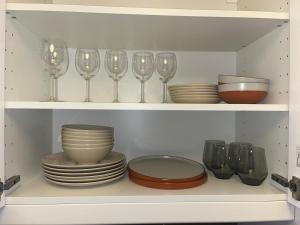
[1,0,300,224]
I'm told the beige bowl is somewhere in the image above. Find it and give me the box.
[62,132,113,138]
[63,138,114,145]
[63,142,113,148]
[218,75,269,84]
[64,147,112,164]
[62,124,113,132]
[63,144,113,151]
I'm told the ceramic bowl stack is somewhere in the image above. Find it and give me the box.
[168,84,220,103]
[62,124,114,164]
[218,75,270,104]
[42,152,127,187]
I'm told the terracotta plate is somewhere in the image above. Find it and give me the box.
[128,155,205,183]
[129,172,207,189]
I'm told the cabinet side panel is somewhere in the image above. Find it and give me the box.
[5,16,49,101]
[288,0,300,208]
[4,109,52,186]
[236,112,289,183]
[238,0,289,12]
[0,0,5,208]
[237,24,289,104]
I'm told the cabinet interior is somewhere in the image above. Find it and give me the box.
[3,0,290,206]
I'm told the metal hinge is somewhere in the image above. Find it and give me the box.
[0,176,20,193]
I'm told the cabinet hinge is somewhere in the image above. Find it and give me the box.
[0,175,20,193]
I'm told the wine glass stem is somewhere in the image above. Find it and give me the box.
[54,78,58,101]
[50,77,55,101]
[163,82,168,103]
[113,80,119,103]
[140,81,145,103]
[85,79,91,102]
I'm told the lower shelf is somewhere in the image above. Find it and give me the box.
[7,173,287,204]
[1,173,293,224]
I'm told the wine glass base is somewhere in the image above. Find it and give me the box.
[84,99,92,102]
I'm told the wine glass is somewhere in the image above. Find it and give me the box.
[156,52,177,103]
[105,50,128,103]
[75,48,100,102]
[132,52,155,103]
[41,39,69,101]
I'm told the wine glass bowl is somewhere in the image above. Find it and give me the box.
[156,52,177,103]
[105,50,128,103]
[75,48,100,102]
[132,52,155,103]
[41,39,69,101]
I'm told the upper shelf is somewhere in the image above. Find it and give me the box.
[6,3,289,51]
[5,101,289,112]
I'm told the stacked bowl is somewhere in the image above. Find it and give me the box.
[218,75,270,104]
[62,124,114,164]
[168,84,220,104]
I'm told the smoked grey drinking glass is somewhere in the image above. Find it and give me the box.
[203,140,225,170]
[237,147,268,186]
[228,142,252,172]
[210,144,234,179]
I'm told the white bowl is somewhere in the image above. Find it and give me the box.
[62,132,113,138]
[218,83,269,92]
[63,142,113,148]
[218,75,269,84]
[63,144,113,151]
[62,138,114,144]
[64,147,112,164]
[62,124,113,132]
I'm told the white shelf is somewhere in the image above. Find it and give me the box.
[2,173,293,224]
[7,173,287,204]
[4,101,289,111]
[6,3,289,51]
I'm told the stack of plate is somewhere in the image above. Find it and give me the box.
[62,124,114,164]
[42,152,127,187]
[128,155,207,189]
[168,84,220,103]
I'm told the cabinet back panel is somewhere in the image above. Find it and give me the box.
[52,110,236,161]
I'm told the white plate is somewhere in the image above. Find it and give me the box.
[172,98,220,103]
[43,161,126,175]
[45,172,126,187]
[170,94,219,98]
[43,159,126,172]
[169,84,217,88]
[44,167,127,182]
[42,152,126,169]
[169,90,218,94]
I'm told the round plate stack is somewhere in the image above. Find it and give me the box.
[62,124,114,164]
[128,155,207,189]
[168,84,220,103]
[42,152,127,187]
